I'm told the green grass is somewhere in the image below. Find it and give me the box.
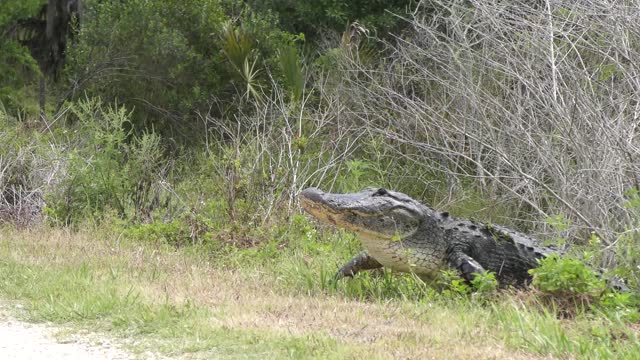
[1,224,640,359]
[487,301,640,359]
[0,230,367,359]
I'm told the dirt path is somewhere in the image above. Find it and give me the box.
[0,306,147,360]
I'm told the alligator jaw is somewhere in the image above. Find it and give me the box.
[299,187,443,278]
[299,188,372,233]
[299,187,422,241]
[299,189,340,226]
[299,187,366,212]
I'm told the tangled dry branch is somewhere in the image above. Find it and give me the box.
[343,0,640,252]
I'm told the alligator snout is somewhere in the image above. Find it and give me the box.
[300,187,325,204]
[300,187,363,212]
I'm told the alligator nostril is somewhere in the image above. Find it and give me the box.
[374,188,388,197]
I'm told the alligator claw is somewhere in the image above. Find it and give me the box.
[332,251,383,282]
[333,268,355,281]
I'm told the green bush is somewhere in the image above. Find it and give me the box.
[530,254,605,296]
[0,0,44,117]
[439,270,471,296]
[470,271,499,294]
[44,99,170,225]
[438,269,498,299]
[528,254,640,320]
[65,0,294,136]
[123,218,192,246]
[66,0,229,133]
[598,291,640,322]
[248,0,415,42]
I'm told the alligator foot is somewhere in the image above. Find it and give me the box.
[447,250,486,282]
[334,251,383,280]
[606,275,630,293]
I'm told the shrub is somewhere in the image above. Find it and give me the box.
[527,254,639,318]
[123,218,193,246]
[530,254,605,297]
[0,0,44,117]
[65,0,293,137]
[248,0,415,42]
[470,271,499,295]
[598,291,640,322]
[44,99,171,225]
[0,108,60,227]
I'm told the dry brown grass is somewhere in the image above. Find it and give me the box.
[0,226,551,359]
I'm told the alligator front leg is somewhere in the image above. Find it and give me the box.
[334,251,383,280]
[447,250,486,282]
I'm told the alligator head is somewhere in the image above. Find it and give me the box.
[299,187,426,241]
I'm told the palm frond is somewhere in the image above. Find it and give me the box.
[278,43,304,102]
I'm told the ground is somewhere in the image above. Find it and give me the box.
[0,304,149,359]
[1,226,636,359]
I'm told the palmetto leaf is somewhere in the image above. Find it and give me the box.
[221,21,254,71]
[242,56,262,102]
[221,21,262,102]
[277,43,304,102]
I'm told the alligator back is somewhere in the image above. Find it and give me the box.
[441,219,559,287]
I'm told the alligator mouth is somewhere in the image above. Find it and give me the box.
[299,195,341,225]
[299,188,398,240]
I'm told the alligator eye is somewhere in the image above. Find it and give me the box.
[373,188,388,197]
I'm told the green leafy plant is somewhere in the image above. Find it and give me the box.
[470,271,498,294]
[44,100,170,225]
[597,291,640,322]
[529,254,608,318]
[124,219,189,245]
[0,0,45,117]
[439,270,471,296]
[530,254,605,296]
[278,41,305,102]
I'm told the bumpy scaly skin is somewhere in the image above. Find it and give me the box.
[300,187,558,287]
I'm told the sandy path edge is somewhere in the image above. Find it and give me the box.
[0,303,162,360]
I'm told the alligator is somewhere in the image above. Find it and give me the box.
[299,187,560,288]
